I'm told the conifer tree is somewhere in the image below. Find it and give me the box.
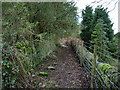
[93,6,114,41]
[91,19,109,61]
[80,5,93,47]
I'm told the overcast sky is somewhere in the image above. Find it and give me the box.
[68,0,118,34]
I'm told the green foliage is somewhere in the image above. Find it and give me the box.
[90,19,110,62]
[72,39,119,88]
[2,47,19,88]
[80,5,93,47]
[25,2,78,36]
[15,41,32,55]
[2,2,79,88]
[93,6,114,41]
[97,62,118,87]
[33,39,56,63]
[108,32,119,58]
[92,6,117,60]
[80,5,114,55]
[97,63,115,73]
[38,72,48,76]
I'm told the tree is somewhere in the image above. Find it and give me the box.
[93,5,114,41]
[25,2,78,37]
[80,5,115,56]
[90,19,109,61]
[2,2,79,88]
[80,5,93,47]
[108,32,120,58]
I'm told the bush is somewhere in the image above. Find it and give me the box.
[2,46,19,88]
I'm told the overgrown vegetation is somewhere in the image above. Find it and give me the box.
[2,2,79,88]
[1,2,119,89]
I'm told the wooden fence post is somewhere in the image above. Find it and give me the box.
[91,44,97,88]
[80,41,83,67]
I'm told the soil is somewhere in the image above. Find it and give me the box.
[34,45,91,88]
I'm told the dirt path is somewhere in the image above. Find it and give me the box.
[35,46,91,88]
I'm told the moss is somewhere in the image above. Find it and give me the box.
[98,63,115,73]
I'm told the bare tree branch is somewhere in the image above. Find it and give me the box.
[108,0,119,12]
[90,0,119,12]
[101,2,107,6]
[91,0,103,4]
[107,0,115,5]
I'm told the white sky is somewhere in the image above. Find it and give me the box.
[68,0,118,34]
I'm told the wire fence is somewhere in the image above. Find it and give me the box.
[71,40,120,89]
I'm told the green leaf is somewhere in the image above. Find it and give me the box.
[39,72,48,76]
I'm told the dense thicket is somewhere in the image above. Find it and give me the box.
[2,2,79,88]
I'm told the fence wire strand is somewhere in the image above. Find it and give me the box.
[73,40,119,89]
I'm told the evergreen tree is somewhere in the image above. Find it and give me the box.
[93,6,114,41]
[91,19,109,61]
[80,5,115,57]
[108,32,120,58]
[80,5,93,47]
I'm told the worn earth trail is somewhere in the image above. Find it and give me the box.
[34,45,91,88]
